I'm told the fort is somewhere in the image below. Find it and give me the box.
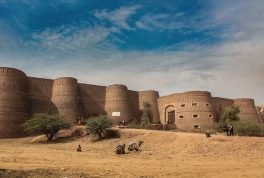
[0,67,263,138]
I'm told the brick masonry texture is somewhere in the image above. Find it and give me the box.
[0,67,262,138]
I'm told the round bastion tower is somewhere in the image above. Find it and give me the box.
[51,77,80,123]
[0,67,30,138]
[234,98,260,123]
[139,90,160,123]
[176,91,215,130]
[105,84,132,124]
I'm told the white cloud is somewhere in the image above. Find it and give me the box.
[1,1,264,105]
[94,5,140,30]
[136,13,185,31]
[30,25,119,52]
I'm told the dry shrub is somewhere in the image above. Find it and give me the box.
[234,121,264,137]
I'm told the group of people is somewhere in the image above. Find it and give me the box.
[225,123,234,136]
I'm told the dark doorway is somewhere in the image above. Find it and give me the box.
[167,111,175,124]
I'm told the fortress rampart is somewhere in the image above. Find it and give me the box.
[79,83,106,118]
[212,97,234,121]
[51,77,80,123]
[158,91,216,130]
[0,67,262,138]
[105,84,133,124]
[0,68,30,137]
[234,99,260,123]
[29,77,53,114]
[139,91,160,123]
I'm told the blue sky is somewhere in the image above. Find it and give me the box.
[0,0,264,104]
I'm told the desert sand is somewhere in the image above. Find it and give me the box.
[0,128,264,178]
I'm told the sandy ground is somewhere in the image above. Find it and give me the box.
[0,128,264,178]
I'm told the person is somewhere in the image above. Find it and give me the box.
[205,130,211,137]
[77,118,82,126]
[77,144,82,152]
[229,123,234,136]
[223,124,229,136]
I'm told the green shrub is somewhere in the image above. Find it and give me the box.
[233,121,264,137]
[220,105,240,124]
[85,115,113,138]
[22,113,71,141]
[140,102,153,128]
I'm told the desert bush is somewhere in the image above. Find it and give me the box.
[129,123,149,129]
[85,115,113,138]
[233,121,264,137]
[213,120,264,137]
[220,105,240,124]
[140,102,153,128]
[22,113,71,141]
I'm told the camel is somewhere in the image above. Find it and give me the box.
[116,144,126,154]
[128,140,144,151]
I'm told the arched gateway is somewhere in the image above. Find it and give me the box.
[164,105,176,124]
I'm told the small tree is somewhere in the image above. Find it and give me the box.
[85,115,112,138]
[141,102,153,127]
[22,113,71,141]
[220,105,240,124]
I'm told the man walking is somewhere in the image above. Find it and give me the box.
[224,124,229,136]
[229,124,234,136]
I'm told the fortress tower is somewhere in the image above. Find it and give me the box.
[234,99,260,123]
[51,77,80,123]
[158,91,216,130]
[176,91,216,130]
[105,84,133,124]
[0,67,30,138]
[139,90,160,123]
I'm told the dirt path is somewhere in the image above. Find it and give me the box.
[0,129,263,177]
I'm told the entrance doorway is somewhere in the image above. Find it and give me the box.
[164,105,176,124]
[168,111,175,124]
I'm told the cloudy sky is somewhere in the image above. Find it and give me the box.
[0,0,263,104]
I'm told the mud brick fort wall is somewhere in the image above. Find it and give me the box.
[0,67,262,138]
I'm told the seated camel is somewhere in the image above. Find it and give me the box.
[128,140,144,151]
[116,144,126,154]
